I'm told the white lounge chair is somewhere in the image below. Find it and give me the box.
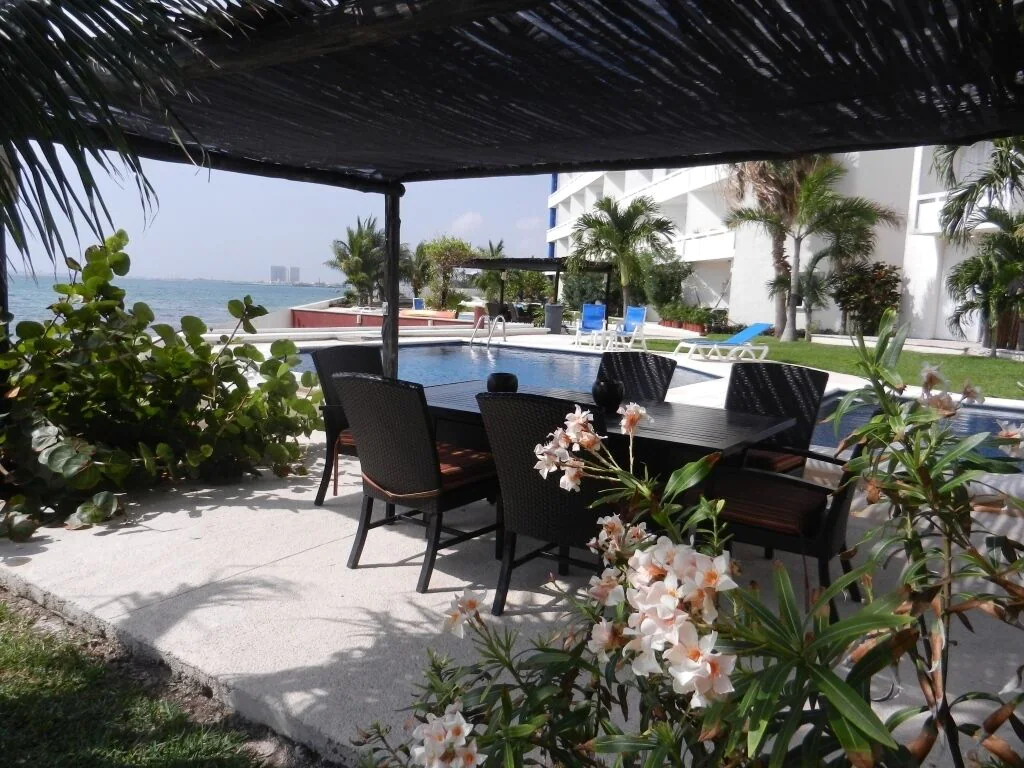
[672,322,772,361]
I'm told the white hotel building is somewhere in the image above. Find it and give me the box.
[545,144,990,341]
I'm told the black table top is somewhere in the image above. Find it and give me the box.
[424,380,795,456]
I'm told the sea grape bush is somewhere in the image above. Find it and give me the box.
[0,231,322,538]
[357,311,1024,767]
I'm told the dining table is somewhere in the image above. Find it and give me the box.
[423,379,795,457]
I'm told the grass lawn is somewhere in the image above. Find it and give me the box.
[647,336,1024,400]
[0,601,262,768]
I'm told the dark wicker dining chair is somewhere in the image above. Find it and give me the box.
[597,351,678,403]
[707,444,864,622]
[478,393,605,615]
[725,361,829,475]
[336,374,499,593]
[311,345,384,506]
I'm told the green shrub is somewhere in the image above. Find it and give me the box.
[829,261,902,335]
[645,261,692,309]
[0,231,322,535]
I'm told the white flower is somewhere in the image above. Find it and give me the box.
[664,621,707,694]
[587,618,621,662]
[588,568,626,606]
[692,553,738,593]
[624,632,663,677]
[961,380,985,405]
[691,651,737,707]
[559,464,583,492]
[453,742,480,767]
[411,704,481,768]
[617,402,650,435]
[533,444,562,479]
[920,363,945,393]
[624,522,649,546]
[597,514,626,543]
[565,404,594,430]
[997,420,1023,458]
[442,589,485,638]
[411,714,448,765]
[442,705,473,747]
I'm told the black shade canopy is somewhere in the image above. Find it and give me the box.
[114,0,1024,192]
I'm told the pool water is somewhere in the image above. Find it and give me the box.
[813,397,1024,459]
[299,343,715,391]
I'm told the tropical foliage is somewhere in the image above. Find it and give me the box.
[933,138,1024,243]
[424,236,474,310]
[727,157,823,335]
[829,261,903,336]
[945,208,1024,356]
[358,312,1024,768]
[0,1,213,264]
[472,240,506,302]
[403,241,433,299]
[645,261,693,311]
[726,157,899,342]
[326,217,387,305]
[568,196,676,309]
[0,232,321,539]
[767,266,829,337]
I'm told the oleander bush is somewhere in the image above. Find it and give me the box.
[358,311,1024,767]
[0,231,322,538]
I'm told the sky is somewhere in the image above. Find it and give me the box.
[12,156,552,284]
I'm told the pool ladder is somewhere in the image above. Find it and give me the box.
[469,314,506,347]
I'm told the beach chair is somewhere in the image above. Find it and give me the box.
[672,322,772,361]
[412,297,425,310]
[607,305,648,350]
[573,303,606,347]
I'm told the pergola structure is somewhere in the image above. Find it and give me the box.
[83,1,1024,374]
[462,257,614,309]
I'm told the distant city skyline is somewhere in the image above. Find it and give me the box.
[10,152,550,285]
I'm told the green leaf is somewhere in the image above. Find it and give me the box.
[15,320,45,339]
[662,453,718,502]
[270,339,298,358]
[67,491,118,529]
[5,512,38,542]
[138,442,157,474]
[152,324,179,347]
[227,299,245,319]
[772,562,802,636]
[132,302,154,324]
[591,734,658,753]
[108,249,130,276]
[180,316,207,337]
[808,666,896,748]
[825,699,875,767]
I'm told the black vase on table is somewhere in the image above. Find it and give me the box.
[486,372,519,393]
[591,378,624,413]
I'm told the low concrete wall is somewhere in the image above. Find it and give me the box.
[291,308,472,329]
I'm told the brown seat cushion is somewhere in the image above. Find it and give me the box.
[745,448,805,474]
[714,469,830,537]
[437,442,496,490]
[335,429,358,457]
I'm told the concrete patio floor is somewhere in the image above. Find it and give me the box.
[2,341,1023,765]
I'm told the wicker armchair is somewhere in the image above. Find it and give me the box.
[597,351,677,403]
[336,374,499,593]
[311,345,384,506]
[477,393,604,615]
[725,361,829,475]
[708,445,863,621]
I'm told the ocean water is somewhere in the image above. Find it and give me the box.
[6,275,341,327]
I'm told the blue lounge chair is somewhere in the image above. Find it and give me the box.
[412,297,426,310]
[672,322,772,361]
[607,305,648,350]
[573,303,606,347]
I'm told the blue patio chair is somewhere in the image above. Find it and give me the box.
[573,303,606,347]
[607,305,648,350]
[412,297,426,310]
[672,322,772,361]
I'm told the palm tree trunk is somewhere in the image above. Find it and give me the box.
[621,283,632,314]
[781,237,802,342]
[990,318,999,357]
[771,233,789,337]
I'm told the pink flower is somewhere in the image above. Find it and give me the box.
[588,568,626,606]
[587,618,623,662]
[560,464,583,492]
[441,589,485,638]
[920,363,945,394]
[961,380,985,405]
[617,402,650,435]
[692,553,738,593]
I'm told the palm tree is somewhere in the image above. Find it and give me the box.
[933,139,1024,242]
[1,1,211,268]
[767,266,830,339]
[727,159,899,342]
[403,241,433,298]
[326,217,385,305]
[473,240,506,302]
[727,157,823,336]
[568,196,676,309]
[945,208,1024,356]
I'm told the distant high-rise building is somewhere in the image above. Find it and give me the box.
[270,265,287,283]
[289,266,300,284]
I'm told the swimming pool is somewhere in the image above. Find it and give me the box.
[813,395,1024,459]
[298,343,715,390]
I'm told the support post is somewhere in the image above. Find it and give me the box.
[552,270,560,302]
[381,187,405,378]
[498,275,505,312]
[604,270,612,310]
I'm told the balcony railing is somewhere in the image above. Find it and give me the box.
[674,229,735,262]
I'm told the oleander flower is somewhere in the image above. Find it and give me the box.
[533,444,564,479]
[921,390,957,417]
[692,553,739,593]
[442,589,485,638]
[617,402,649,435]
[997,420,1024,458]
[587,618,624,662]
[920,363,945,394]
[961,380,985,405]
[588,568,626,606]
[560,464,584,492]
[411,703,480,768]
